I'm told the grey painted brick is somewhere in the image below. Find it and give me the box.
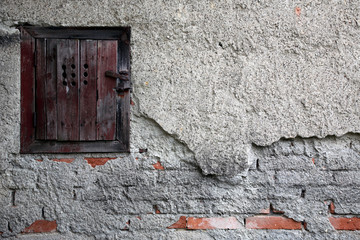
[164,231,215,240]
[97,173,138,187]
[129,215,180,231]
[0,189,11,207]
[79,197,154,215]
[267,186,303,200]
[329,202,360,215]
[259,156,315,171]
[306,186,360,203]
[127,186,188,201]
[17,233,93,240]
[128,230,214,240]
[2,169,37,189]
[208,230,306,240]
[173,199,211,214]
[55,208,129,235]
[0,218,7,235]
[15,189,46,207]
[304,217,335,234]
[276,170,333,186]
[333,171,360,186]
[246,170,276,185]
[156,170,205,185]
[212,198,269,214]
[271,199,329,222]
[316,150,360,170]
[257,138,307,157]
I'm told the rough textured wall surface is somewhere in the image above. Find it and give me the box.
[1,0,360,175]
[0,0,359,239]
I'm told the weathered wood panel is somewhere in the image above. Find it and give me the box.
[28,140,128,153]
[56,40,80,141]
[97,40,117,140]
[20,27,36,152]
[35,39,46,139]
[80,40,97,140]
[117,30,131,151]
[45,39,59,140]
[20,27,131,153]
[21,26,129,40]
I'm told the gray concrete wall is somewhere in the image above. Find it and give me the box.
[0,0,359,239]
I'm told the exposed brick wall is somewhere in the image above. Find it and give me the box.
[168,216,241,230]
[246,216,302,230]
[328,202,360,231]
[22,220,57,234]
[1,135,360,239]
[84,157,117,168]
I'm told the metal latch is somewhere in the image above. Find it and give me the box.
[105,70,132,93]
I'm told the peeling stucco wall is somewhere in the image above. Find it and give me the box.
[0,0,360,239]
[1,0,360,175]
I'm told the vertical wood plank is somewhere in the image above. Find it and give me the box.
[79,40,97,140]
[20,27,36,152]
[97,40,117,140]
[56,39,80,141]
[117,30,131,150]
[45,39,59,140]
[35,39,46,139]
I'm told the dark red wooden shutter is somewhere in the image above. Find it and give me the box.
[80,40,98,141]
[96,40,117,140]
[35,39,118,142]
[56,40,80,141]
[20,28,35,152]
[35,39,46,139]
[45,39,59,140]
[21,26,130,153]
[35,39,59,140]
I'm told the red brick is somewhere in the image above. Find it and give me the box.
[22,220,57,233]
[35,159,43,162]
[85,157,116,168]
[51,158,74,163]
[154,205,161,214]
[167,216,187,229]
[246,216,301,230]
[329,217,360,230]
[187,217,241,230]
[152,161,164,170]
[295,7,301,16]
[329,202,335,214]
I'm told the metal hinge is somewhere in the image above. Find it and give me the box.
[105,70,132,93]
